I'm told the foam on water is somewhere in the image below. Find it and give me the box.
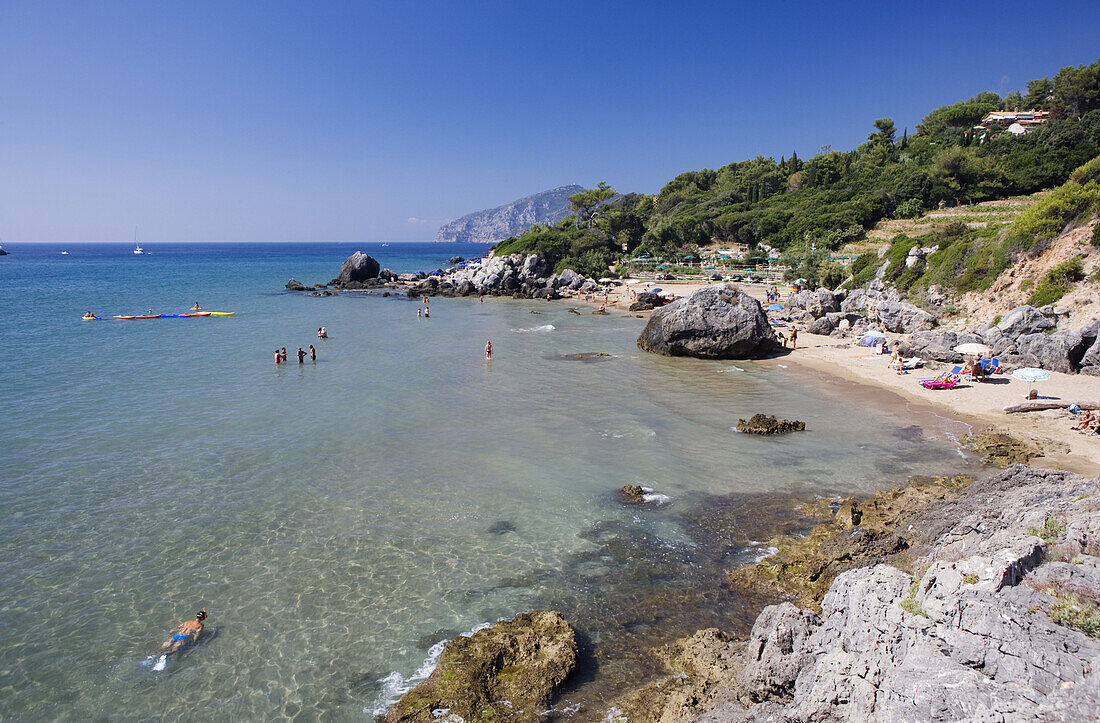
[367,621,495,716]
[511,323,556,333]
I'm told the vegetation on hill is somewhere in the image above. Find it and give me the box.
[492,59,1100,283]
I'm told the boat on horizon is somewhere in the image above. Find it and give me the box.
[0,241,8,256]
[133,226,147,254]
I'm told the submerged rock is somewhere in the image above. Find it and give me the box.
[621,485,646,504]
[735,414,806,435]
[385,610,576,722]
[637,285,778,359]
[961,426,1040,467]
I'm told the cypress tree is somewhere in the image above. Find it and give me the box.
[900,128,908,149]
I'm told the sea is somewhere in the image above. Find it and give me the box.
[0,242,978,720]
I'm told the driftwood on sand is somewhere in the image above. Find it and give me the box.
[1003,401,1100,413]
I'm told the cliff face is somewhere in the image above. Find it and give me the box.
[433,185,583,243]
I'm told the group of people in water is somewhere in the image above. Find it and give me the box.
[275,336,318,365]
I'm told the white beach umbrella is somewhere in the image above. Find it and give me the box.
[953,342,992,356]
[1011,367,1051,382]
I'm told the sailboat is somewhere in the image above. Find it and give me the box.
[133,227,146,254]
[0,240,8,256]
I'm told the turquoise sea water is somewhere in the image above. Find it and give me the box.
[0,243,977,719]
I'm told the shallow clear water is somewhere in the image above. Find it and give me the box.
[0,243,976,719]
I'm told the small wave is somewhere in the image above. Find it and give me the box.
[642,492,671,505]
[752,546,779,563]
[367,622,494,716]
[511,324,556,333]
[717,365,746,373]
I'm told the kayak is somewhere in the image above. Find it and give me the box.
[189,306,202,311]
[182,312,211,317]
[113,314,161,319]
[159,314,189,318]
[81,315,100,321]
[205,311,235,316]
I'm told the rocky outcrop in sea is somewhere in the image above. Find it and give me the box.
[386,610,576,721]
[612,464,1100,721]
[433,185,583,244]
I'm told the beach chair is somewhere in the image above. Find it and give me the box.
[920,374,960,390]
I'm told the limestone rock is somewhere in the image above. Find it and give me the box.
[386,610,576,722]
[434,185,583,243]
[285,278,308,291]
[335,252,380,285]
[874,300,935,333]
[1009,330,1088,373]
[637,285,779,359]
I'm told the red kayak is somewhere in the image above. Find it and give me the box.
[181,312,211,317]
[113,314,162,319]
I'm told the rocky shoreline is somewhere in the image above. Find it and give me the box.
[385,462,1098,720]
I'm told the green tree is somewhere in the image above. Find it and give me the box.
[568,182,618,227]
[1023,77,1053,109]
[869,118,896,146]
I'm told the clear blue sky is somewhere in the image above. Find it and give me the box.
[2,1,1098,242]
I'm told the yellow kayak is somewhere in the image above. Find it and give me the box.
[82,315,100,321]
[206,311,235,316]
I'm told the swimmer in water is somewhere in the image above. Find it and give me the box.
[309,344,316,361]
[297,347,305,363]
[154,608,207,658]
[485,340,492,359]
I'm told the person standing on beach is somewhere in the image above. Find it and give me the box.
[789,328,798,350]
[309,344,316,361]
[297,347,305,364]
[485,340,492,359]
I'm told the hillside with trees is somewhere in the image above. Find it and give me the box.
[492,58,1100,281]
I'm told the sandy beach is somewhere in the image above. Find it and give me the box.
[586,277,1100,477]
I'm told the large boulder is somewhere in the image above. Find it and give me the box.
[1080,319,1100,375]
[285,278,308,291]
[637,285,779,359]
[806,316,835,335]
[990,305,1054,340]
[385,610,576,722]
[1008,331,1088,374]
[335,252,380,285]
[874,300,934,333]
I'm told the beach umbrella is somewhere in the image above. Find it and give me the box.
[1011,367,1050,382]
[953,342,992,356]
[1012,367,1051,397]
[767,303,784,311]
[862,330,887,338]
[598,277,612,283]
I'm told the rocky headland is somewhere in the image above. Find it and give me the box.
[434,185,584,244]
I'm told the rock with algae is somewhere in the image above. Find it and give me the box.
[961,426,1041,467]
[735,414,805,435]
[385,610,576,722]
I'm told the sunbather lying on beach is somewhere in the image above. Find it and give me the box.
[1073,411,1099,432]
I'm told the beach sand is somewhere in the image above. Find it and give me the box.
[589,277,1100,476]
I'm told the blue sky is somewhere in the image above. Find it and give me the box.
[2,1,1098,242]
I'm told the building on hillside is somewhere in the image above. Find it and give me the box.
[974,109,1049,135]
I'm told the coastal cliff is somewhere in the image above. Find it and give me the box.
[434,185,582,244]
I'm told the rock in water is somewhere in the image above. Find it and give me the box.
[637,285,778,359]
[335,251,380,285]
[621,484,646,503]
[284,278,307,291]
[736,414,806,435]
[386,610,576,722]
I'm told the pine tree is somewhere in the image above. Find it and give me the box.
[900,128,908,150]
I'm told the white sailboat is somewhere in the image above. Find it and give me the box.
[133,227,146,254]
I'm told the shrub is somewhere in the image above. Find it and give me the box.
[1019,277,1035,291]
[1092,223,1100,247]
[1028,516,1067,544]
[1028,256,1085,307]
[894,198,925,219]
[1008,180,1100,251]
[849,251,881,287]
[1049,589,1100,637]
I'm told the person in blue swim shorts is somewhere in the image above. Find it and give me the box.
[155,608,207,657]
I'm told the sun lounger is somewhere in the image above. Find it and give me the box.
[921,374,960,390]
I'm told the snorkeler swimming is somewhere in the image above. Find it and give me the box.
[146,608,207,671]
